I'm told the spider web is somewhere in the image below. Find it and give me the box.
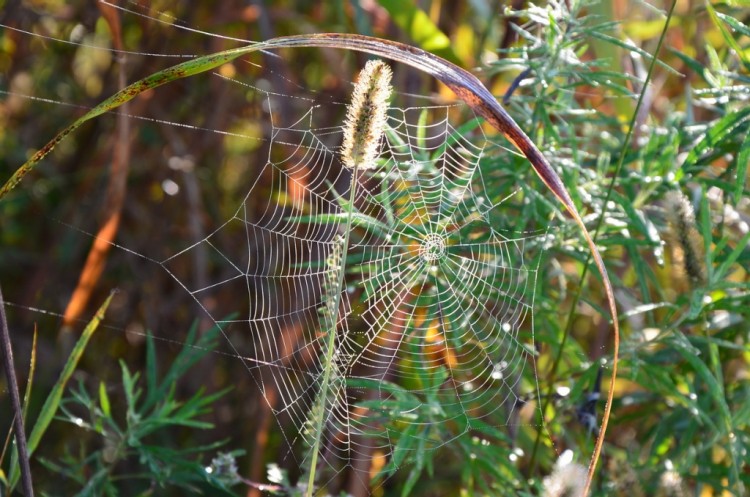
[152,82,547,489]
[1,8,560,493]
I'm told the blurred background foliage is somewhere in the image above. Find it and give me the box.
[1,0,749,496]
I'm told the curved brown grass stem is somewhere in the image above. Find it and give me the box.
[527,0,677,489]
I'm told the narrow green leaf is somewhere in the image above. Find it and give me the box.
[146,331,158,403]
[98,381,111,418]
[690,335,750,352]
[682,108,750,169]
[588,30,682,75]
[713,230,750,283]
[389,425,419,470]
[732,392,750,426]
[120,360,142,421]
[706,3,750,65]
[9,292,113,489]
[291,212,391,239]
[669,48,707,80]
[672,341,731,424]
[401,451,425,497]
[734,129,750,203]
[468,418,512,443]
[21,327,37,423]
[142,320,220,413]
[716,10,750,38]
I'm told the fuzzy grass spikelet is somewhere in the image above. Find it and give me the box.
[341,59,392,170]
[542,450,588,497]
[656,467,686,497]
[664,190,707,286]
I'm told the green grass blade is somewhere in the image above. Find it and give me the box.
[706,3,750,65]
[21,327,37,423]
[8,292,113,490]
[674,338,742,490]
[734,129,750,204]
[0,46,265,198]
[588,30,683,75]
[713,230,750,283]
[98,381,111,418]
[682,107,750,169]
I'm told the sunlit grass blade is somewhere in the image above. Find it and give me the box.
[21,327,37,423]
[681,107,750,170]
[706,2,750,65]
[735,130,750,204]
[7,292,114,490]
[674,337,743,491]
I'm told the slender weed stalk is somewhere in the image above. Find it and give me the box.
[305,59,392,497]
[0,285,34,496]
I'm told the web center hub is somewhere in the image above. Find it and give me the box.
[420,233,446,262]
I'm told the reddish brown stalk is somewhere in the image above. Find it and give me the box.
[60,3,131,335]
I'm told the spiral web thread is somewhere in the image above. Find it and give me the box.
[2,8,553,490]
[151,77,548,488]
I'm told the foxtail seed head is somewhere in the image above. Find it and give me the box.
[341,59,392,170]
[664,190,707,287]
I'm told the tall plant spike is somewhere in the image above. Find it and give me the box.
[0,34,619,494]
[306,60,392,497]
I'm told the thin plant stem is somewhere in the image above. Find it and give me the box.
[306,162,360,497]
[527,0,678,487]
[0,284,35,497]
